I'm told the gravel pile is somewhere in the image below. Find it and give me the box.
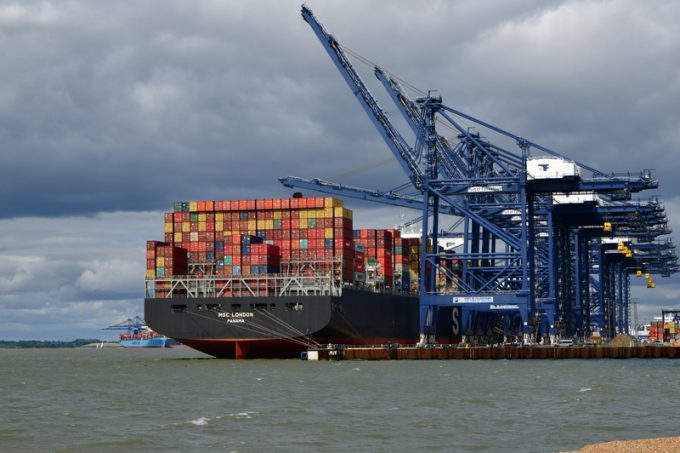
[608,334,634,347]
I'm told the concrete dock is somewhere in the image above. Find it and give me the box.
[305,344,680,360]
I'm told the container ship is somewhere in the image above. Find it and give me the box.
[119,327,170,348]
[144,196,457,358]
[105,316,174,348]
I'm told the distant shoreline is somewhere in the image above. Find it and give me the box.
[0,339,111,348]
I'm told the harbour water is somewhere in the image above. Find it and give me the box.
[1,347,679,452]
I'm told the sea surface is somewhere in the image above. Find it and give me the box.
[1,347,679,453]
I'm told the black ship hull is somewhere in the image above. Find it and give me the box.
[145,288,435,358]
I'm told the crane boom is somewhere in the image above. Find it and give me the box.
[301,6,424,189]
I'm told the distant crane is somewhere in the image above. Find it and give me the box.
[104,316,146,335]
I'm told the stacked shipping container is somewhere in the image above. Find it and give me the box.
[146,241,188,279]
[159,197,354,282]
[352,229,394,287]
[148,197,452,295]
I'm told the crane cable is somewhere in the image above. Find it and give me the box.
[338,43,470,138]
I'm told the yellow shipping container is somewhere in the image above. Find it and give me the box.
[198,213,206,222]
[265,220,273,230]
[300,210,308,219]
[334,207,344,217]
[257,220,266,230]
[325,228,334,239]
[333,198,343,208]
[189,201,198,212]
[343,208,352,219]
[273,210,282,220]
[182,222,190,233]
[216,221,223,231]
[146,269,155,279]
[248,220,257,231]
[199,222,206,232]
[300,218,308,229]
[174,232,182,243]
[164,222,173,233]
[216,212,224,222]
[324,197,334,208]
[324,207,333,217]
[156,257,165,266]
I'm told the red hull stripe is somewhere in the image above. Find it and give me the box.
[180,337,417,359]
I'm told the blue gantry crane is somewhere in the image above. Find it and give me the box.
[281,6,677,344]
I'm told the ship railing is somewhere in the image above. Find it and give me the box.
[344,281,418,297]
[145,272,342,299]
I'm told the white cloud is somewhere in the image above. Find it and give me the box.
[0,212,161,339]
[132,81,184,114]
[0,2,61,27]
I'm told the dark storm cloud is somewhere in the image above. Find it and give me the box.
[3,0,679,216]
[10,0,673,218]
[1,0,680,338]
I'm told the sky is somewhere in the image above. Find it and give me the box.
[1,0,680,340]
